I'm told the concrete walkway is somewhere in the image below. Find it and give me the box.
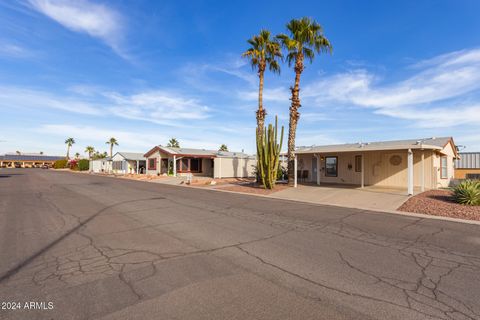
[270,184,410,212]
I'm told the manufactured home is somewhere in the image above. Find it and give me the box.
[143,146,255,178]
[89,157,112,173]
[294,137,458,195]
[111,152,146,174]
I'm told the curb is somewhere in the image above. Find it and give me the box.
[68,171,480,227]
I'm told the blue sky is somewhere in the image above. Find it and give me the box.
[1,0,480,156]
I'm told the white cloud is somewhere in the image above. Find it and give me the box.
[0,84,212,126]
[28,0,127,58]
[38,124,166,152]
[0,43,32,58]
[303,48,480,128]
[0,86,102,115]
[104,91,210,125]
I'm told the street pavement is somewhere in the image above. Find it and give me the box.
[0,169,479,320]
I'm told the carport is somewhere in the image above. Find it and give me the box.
[271,183,410,212]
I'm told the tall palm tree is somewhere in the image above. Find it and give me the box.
[65,138,75,159]
[277,17,332,185]
[15,150,21,155]
[167,138,180,148]
[106,137,118,158]
[219,144,228,152]
[85,146,95,160]
[75,152,80,159]
[242,30,282,138]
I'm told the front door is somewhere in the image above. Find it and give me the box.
[311,156,317,183]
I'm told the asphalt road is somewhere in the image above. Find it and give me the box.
[0,169,479,320]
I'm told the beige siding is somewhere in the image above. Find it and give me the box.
[213,157,256,178]
[297,149,436,189]
[146,150,160,175]
[433,142,456,188]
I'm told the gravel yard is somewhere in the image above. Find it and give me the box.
[398,189,480,221]
[217,182,289,195]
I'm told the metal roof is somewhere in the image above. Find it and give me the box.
[295,137,454,154]
[114,152,146,161]
[145,146,252,158]
[0,154,65,161]
[455,152,480,169]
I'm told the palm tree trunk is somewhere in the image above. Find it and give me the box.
[256,64,267,186]
[256,66,266,137]
[110,145,113,158]
[66,146,70,160]
[287,54,304,186]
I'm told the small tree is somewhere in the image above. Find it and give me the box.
[16,150,21,155]
[256,116,284,189]
[219,144,229,152]
[167,138,180,148]
[75,152,80,159]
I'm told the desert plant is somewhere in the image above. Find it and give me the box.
[256,116,284,189]
[453,180,480,206]
[277,165,288,181]
[277,17,332,186]
[53,159,68,169]
[77,159,90,171]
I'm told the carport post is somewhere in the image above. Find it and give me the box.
[316,154,320,185]
[420,152,425,192]
[407,149,414,195]
[361,154,365,188]
[294,154,298,188]
[173,155,177,177]
[136,160,139,174]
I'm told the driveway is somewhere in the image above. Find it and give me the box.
[271,184,410,211]
[0,169,479,320]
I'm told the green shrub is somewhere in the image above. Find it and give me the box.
[53,159,68,169]
[77,159,89,171]
[453,180,480,206]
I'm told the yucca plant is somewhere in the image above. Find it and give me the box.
[453,180,480,206]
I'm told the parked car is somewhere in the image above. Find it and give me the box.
[41,164,49,169]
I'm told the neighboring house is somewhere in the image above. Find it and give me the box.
[143,146,255,178]
[89,157,112,173]
[455,152,480,179]
[111,152,147,174]
[0,154,64,168]
[294,137,458,195]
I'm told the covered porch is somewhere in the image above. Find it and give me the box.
[293,148,436,196]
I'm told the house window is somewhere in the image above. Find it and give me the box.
[112,161,123,170]
[325,156,338,177]
[355,155,362,172]
[440,156,448,179]
[190,158,201,172]
[181,159,189,171]
[177,158,203,173]
[148,158,156,170]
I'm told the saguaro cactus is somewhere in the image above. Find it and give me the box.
[256,116,284,189]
